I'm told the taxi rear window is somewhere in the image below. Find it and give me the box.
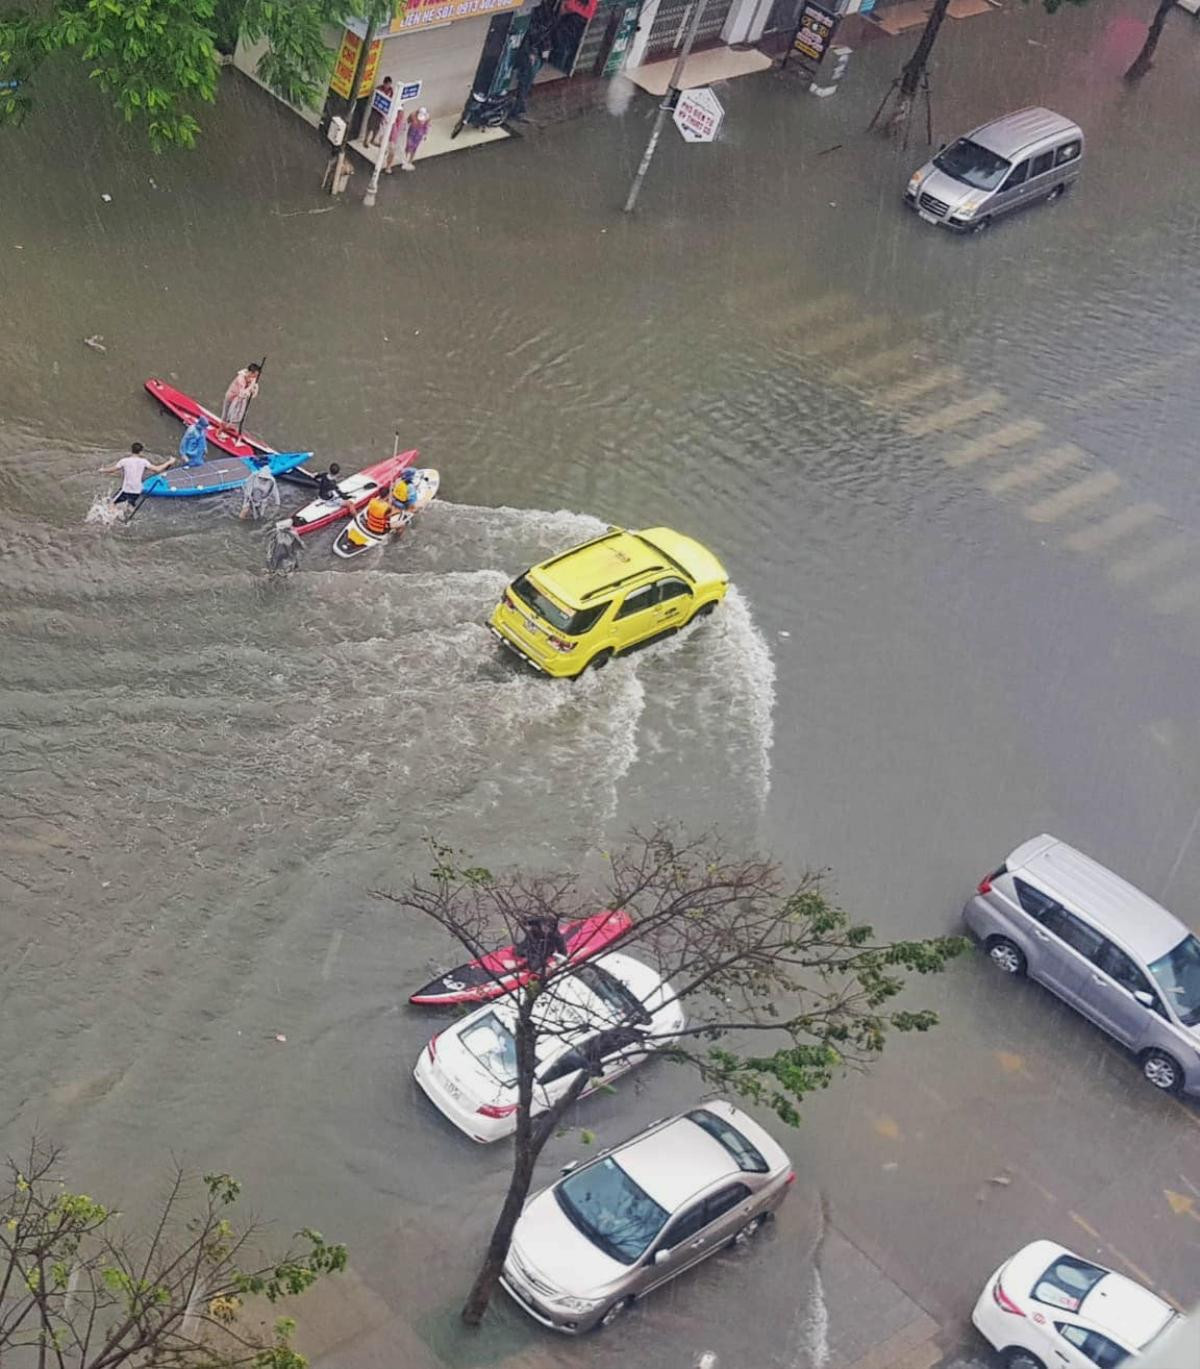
[512,575,606,636]
[686,1109,769,1173]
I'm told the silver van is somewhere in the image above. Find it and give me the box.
[964,835,1200,1095]
[906,107,1083,234]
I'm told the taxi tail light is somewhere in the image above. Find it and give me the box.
[992,1275,1025,1317]
[503,591,517,610]
[546,635,577,653]
[428,1032,442,1061]
[785,1171,796,1185]
[477,1102,519,1119]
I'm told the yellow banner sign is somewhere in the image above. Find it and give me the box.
[388,0,523,34]
[329,30,383,99]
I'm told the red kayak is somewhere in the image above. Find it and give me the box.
[145,378,276,461]
[409,909,633,1006]
[288,449,420,537]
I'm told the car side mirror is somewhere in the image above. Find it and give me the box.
[1133,990,1155,1009]
[560,1160,579,1176]
[654,1249,671,1265]
[937,142,946,153]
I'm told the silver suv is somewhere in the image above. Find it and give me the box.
[964,834,1200,1095]
[500,1100,794,1333]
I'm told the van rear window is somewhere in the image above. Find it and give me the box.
[512,575,606,636]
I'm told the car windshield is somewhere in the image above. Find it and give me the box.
[1031,1255,1106,1312]
[1148,933,1200,1026]
[511,574,605,636]
[555,1157,668,1265]
[569,962,652,1025]
[933,137,1011,190]
[458,1012,518,1086]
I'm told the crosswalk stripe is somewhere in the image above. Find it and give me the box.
[766,292,853,330]
[830,344,917,384]
[1149,577,1200,614]
[1064,503,1164,553]
[904,389,1004,437]
[1108,535,1194,585]
[875,364,963,408]
[798,316,890,357]
[944,418,1044,468]
[1025,471,1122,524]
[984,445,1083,494]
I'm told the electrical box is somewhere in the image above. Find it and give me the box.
[327,115,347,146]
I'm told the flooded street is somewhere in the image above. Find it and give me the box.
[5,2,1200,1365]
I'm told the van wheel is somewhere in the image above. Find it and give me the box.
[1141,1049,1183,1093]
[1047,183,1066,203]
[597,1297,633,1330]
[589,648,613,672]
[970,216,992,235]
[986,937,1026,977]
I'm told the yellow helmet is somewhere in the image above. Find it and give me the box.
[392,479,409,503]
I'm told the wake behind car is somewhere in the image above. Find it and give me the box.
[906,107,1082,234]
[972,1239,1180,1369]
[488,526,728,679]
[413,952,685,1143]
[501,1100,793,1333]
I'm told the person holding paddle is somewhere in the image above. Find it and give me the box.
[218,362,262,437]
[98,442,175,517]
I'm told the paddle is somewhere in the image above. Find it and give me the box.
[237,354,267,440]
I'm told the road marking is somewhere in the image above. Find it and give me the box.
[831,344,917,383]
[800,316,891,357]
[944,418,1044,468]
[985,444,1083,494]
[1164,1189,1200,1221]
[1064,503,1164,553]
[320,929,343,981]
[872,1114,902,1140]
[1105,1244,1161,1292]
[1181,1175,1200,1196]
[904,389,1004,437]
[1025,470,1122,524]
[875,364,964,408]
[1108,535,1194,585]
[1149,576,1200,615]
[1029,1178,1059,1205]
[1069,1210,1102,1242]
[994,1050,1034,1079]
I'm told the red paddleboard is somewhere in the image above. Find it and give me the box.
[289,450,421,537]
[145,378,275,460]
[409,909,633,1006]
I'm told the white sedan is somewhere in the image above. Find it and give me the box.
[413,952,685,1143]
[972,1240,1181,1369]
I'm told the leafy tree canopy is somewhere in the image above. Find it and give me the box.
[0,0,395,150]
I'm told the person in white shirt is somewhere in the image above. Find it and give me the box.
[98,442,175,514]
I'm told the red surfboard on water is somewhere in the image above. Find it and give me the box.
[288,450,421,538]
[145,378,275,460]
[409,909,633,1006]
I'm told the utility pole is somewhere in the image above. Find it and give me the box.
[363,95,402,207]
[622,0,706,214]
[330,13,379,195]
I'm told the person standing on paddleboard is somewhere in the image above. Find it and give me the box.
[219,363,261,436]
[178,414,209,467]
[98,442,175,514]
[239,461,279,521]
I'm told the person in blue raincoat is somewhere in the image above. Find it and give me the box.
[179,415,209,467]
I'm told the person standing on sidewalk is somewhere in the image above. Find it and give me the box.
[365,76,395,146]
[399,107,431,171]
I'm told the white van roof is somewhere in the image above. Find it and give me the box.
[971,107,1081,160]
[1008,834,1187,962]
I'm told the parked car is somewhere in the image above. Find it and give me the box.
[488,526,728,679]
[413,952,684,1143]
[963,834,1200,1095]
[972,1239,1180,1369]
[500,1099,794,1333]
[906,107,1083,234]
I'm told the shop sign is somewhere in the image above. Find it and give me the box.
[329,30,383,99]
[388,0,523,34]
[400,80,422,100]
[792,0,837,62]
[561,0,600,18]
[672,86,723,143]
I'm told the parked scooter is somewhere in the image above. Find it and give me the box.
[451,88,519,139]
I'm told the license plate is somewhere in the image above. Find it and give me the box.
[918,209,938,225]
[522,616,540,635]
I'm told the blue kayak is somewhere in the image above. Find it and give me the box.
[141,451,314,499]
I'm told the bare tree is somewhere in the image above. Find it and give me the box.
[1125,0,1175,80]
[0,1140,347,1369]
[378,826,965,1327]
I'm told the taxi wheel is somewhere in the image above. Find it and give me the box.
[693,602,716,622]
[589,648,613,672]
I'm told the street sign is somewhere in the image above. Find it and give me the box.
[400,80,422,101]
[672,87,724,144]
[372,89,392,116]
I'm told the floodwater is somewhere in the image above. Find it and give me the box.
[4,3,1200,1365]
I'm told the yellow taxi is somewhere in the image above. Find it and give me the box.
[488,526,728,679]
